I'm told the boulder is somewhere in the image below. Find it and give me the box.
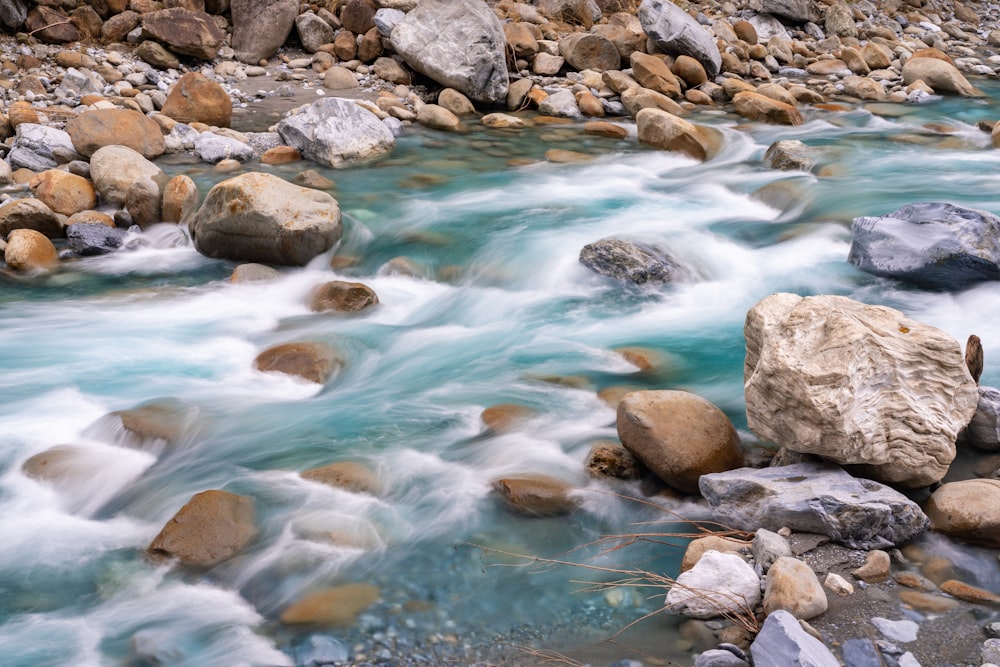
[680,535,751,572]
[665,550,760,619]
[29,170,96,218]
[492,475,579,516]
[579,237,687,284]
[0,197,62,239]
[300,461,380,494]
[558,33,620,72]
[637,0,721,78]
[90,145,165,208]
[309,280,379,313]
[901,57,983,97]
[253,341,342,384]
[280,583,380,626]
[630,52,682,98]
[277,98,395,168]
[438,88,476,116]
[763,139,816,171]
[101,10,141,42]
[4,228,58,272]
[161,72,233,128]
[66,109,166,159]
[744,293,978,487]
[390,0,508,105]
[141,8,224,60]
[194,133,254,163]
[161,174,199,224]
[416,104,463,131]
[126,178,162,229]
[190,172,342,266]
[136,40,181,70]
[925,479,1000,547]
[26,5,80,42]
[66,223,127,256]
[636,108,722,161]
[296,11,334,53]
[762,557,828,620]
[8,123,81,172]
[147,490,257,566]
[750,610,840,667]
[699,463,929,549]
[231,0,298,64]
[965,386,1000,451]
[616,390,743,493]
[732,91,803,125]
[848,202,1000,290]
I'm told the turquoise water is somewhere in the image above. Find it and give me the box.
[5,84,1000,666]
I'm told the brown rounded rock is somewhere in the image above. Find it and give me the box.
[493,475,579,516]
[254,342,342,384]
[0,197,62,239]
[66,211,115,227]
[636,108,723,161]
[672,55,708,87]
[585,440,642,479]
[29,170,97,217]
[147,490,257,566]
[584,121,628,139]
[161,174,199,224]
[309,280,379,313]
[161,72,233,128]
[559,32,620,72]
[732,91,804,125]
[231,263,280,283]
[66,109,166,159]
[939,579,1000,605]
[301,461,381,495]
[762,556,828,620]
[926,479,1000,547]
[852,549,891,583]
[280,583,380,626]
[261,146,302,165]
[616,390,743,493]
[630,52,682,98]
[5,229,58,273]
[680,536,751,572]
[481,403,535,432]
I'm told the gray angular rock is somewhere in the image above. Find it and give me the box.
[694,650,750,667]
[965,386,1000,451]
[665,550,761,619]
[752,528,792,571]
[231,0,299,64]
[374,8,404,37]
[66,223,127,256]
[0,0,28,29]
[537,89,581,119]
[390,0,508,105]
[637,0,721,78]
[763,139,817,171]
[8,123,82,172]
[194,133,255,164]
[848,202,1000,290]
[55,67,105,99]
[190,172,341,266]
[747,0,822,24]
[295,11,334,53]
[744,293,978,487]
[699,463,929,549]
[750,610,840,667]
[277,97,395,168]
[580,238,686,284]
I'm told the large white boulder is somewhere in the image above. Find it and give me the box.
[276,97,395,168]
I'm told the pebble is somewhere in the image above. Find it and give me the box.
[872,618,919,644]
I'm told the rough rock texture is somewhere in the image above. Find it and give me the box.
[277,97,395,168]
[665,550,761,619]
[699,463,929,549]
[750,610,840,667]
[161,72,233,128]
[616,390,744,493]
[965,386,1000,451]
[0,197,62,239]
[559,32,620,72]
[732,91,803,125]
[89,145,165,208]
[763,139,816,171]
[848,202,1000,290]
[925,479,1000,547]
[309,280,379,313]
[748,0,821,23]
[637,0,721,78]
[300,461,380,494]
[66,109,166,159]
[4,228,58,272]
[636,107,721,161]
[762,556,828,619]
[8,123,81,172]
[147,490,257,566]
[141,8,224,60]
[901,57,983,97]
[66,222,127,256]
[231,0,298,64]
[161,174,199,224]
[579,237,686,284]
[744,293,978,487]
[390,0,508,105]
[492,475,579,516]
[295,11,335,53]
[253,341,342,384]
[29,170,96,216]
[190,172,341,266]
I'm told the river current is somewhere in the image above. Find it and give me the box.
[4,84,1000,666]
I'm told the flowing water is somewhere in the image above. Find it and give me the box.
[5,84,1000,666]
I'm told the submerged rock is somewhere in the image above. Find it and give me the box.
[699,463,929,549]
[147,490,257,566]
[492,475,579,516]
[309,280,379,313]
[253,341,342,384]
[300,461,381,495]
[579,237,686,284]
[925,479,1000,547]
[280,583,380,626]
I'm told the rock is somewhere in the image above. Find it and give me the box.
[372,57,411,85]
[67,109,166,159]
[537,89,581,119]
[341,0,376,33]
[29,170,96,217]
[280,583,380,626]
[579,237,687,284]
[4,228,58,273]
[147,490,256,566]
[665,550,761,619]
[763,139,816,171]
[253,341,342,384]
[416,104,463,132]
[584,121,628,139]
[621,87,687,118]
[277,97,396,168]
[481,403,535,432]
[925,479,1000,547]
[637,0,721,78]
[939,579,1000,605]
[681,535,751,572]
[190,172,341,266]
[55,67,104,99]
[136,40,180,70]
[493,475,579,516]
[559,33,620,72]
[374,8,404,37]
[437,88,476,116]
[617,390,743,494]
[902,57,983,97]
[965,385,1000,451]
[90,145,165,208]
[694,649,749,667]
[763,556,827,620]
[744,293,977,487]
[296,11,335,53]
[699,463,929,549]
[753,528,793,571]
[852,550,891,583]
[849,202,1000,290]
[872,617,918,643]
[732,91,803,125]
[390,0,508,105]
[0,197,62,239]
[26,5,80,42]
[309,280,379,313]
[537,0,600,24]
[8,123,81,172]
[504,22,539,58]
[66,223,127,256]
[482,113,528,129]
[231,263,279,283]
[673,55,708,88]
[102,10,141,42]
[141,8,224,60]
[824,572,853,596]
[126,178,162,229]
[585,440,641,479]
[750,610,840,667]
[231,0,298,64]
[636,107,721,161]
[1,0,28,29]
[194,133,254,164]
[161,72,233,128]
[630,52,681,98]
[301,461,380,494]
[161,174,199,224]
[261,146,301,165]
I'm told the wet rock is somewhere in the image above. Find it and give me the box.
[277,97,396,168]
[849,202,1000,290]
[750,610,839,667]
[939,579,1000,605]
[308,280,379,313]
[4,228,58,272]
[0,197,62,239]
[191,172,341,266]
[902,57,983,97]
[161,175,199,224]
[964,385,1000,450]
[637,0,721,78]
[763,556,828,620]
[147,490,257,566]
[253,341,342,384]
[231,263,279,283]
[67,109,166,159]
[559,32,620,72]
[493,475,579,516]
[481,403,535,432]
[681,535,751,572]
[699,463,929,549]
[280,583,380,626]
[141,7,224,60]
[66,222,127,256]
[763,139,816,171]
[29,170,96,217]
[636,107,722,161]
[579,237,686,284]
[161,72,233,128]
[296,11,334,53]
[744,293,977,487]
[925,479,1000,547]
[390,0,508,105]
[231,0,298,64]
[666,550,761,619]
[90,145,165,208]
[584,121,628,139]
[8,123,81,172]
[301,461,381,495]
[194,133,254,164]
[617,390,744,494]
[125,178,162,229]
[417,104,463,132]
[585,440,641,479]
[732,91,803,125]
